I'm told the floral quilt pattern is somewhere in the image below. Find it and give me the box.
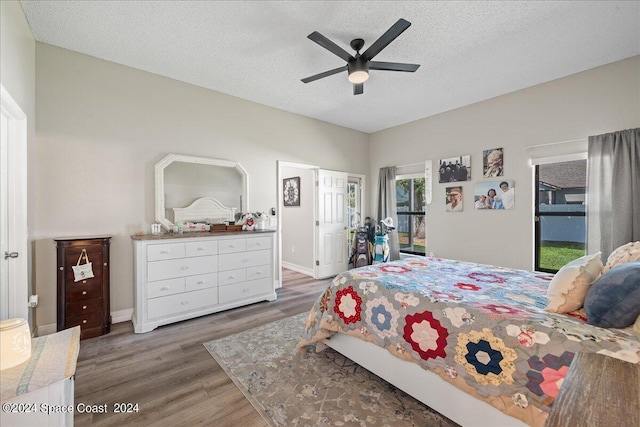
[298,257,640,427]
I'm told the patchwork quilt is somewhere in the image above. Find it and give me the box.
[298,257,640,427]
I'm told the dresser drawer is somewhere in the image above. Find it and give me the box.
[147,277,185,299]
[66,310,104,329]
[66,298,103,317]
[218,238,247,254]
[186,241,218,257]
[246,265,271,281]
[247,236,272,251]
[219,278,272,304]
[147,255,218,282]
[147,242,185,261]
[66,282,103,300]
[186,273,217,292]
[218,268,247,286]
[147,287,218,319]
[218,249,271,271]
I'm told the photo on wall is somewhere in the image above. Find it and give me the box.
[483,148,504,178]
[438,155,471,183]
[474,180,515,210]
[445,186,463,212]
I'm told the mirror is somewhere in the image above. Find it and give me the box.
[155,154,248,230]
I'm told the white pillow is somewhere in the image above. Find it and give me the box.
[546,252,603,313]
[601,241,640,274]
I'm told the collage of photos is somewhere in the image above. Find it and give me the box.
[439,148,514,212]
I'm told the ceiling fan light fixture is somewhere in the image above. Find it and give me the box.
[348,70,369,84]
[348,59,369,83]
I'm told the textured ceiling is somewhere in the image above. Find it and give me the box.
[20,1,640,133]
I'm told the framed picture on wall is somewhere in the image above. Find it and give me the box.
[283,176,300,207]
[483,147,504,178]
[474,180,515,210]
[438,155,471,183]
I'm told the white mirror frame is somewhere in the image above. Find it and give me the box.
[155,153,249,231]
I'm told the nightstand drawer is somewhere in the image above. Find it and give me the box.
[66,310,104,329]
[66,282,103,300]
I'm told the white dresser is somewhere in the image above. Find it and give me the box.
[132,231,276,333]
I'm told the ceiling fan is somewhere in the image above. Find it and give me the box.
[301,18,420,95]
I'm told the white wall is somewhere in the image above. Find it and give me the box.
[33,43,369,331]
[1,1,36,325]
[369,55,640,270]
[281,166,315,275]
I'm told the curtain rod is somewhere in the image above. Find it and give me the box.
[524,138,587,150]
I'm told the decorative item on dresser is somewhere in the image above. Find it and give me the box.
[55,236,111,340]
[131,230,276,333]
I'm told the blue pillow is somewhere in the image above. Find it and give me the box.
[584,261,640,328]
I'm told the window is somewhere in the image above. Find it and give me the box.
[396,174,425,255]
[535,159,587,272]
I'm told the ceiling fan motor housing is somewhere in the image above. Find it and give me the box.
[348,56,370,83]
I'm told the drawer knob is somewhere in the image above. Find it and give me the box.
[82,320,87,324]
[104,262,107,266]
[243,258,249,263]
[160,287,169,291]
[160,250,169,254]
[181,266,189,270]
[256,242,262,246]
[82,291,87,295]
[228,275,235,280]
[229,244,235,248]
[197,281,205,285]
[83,280,87,284]
[59,267,64,271]
[83,305,87,310]
[197,247,205,251]
[181,301,189,305]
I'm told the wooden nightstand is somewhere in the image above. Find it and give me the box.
[545,352,640,427]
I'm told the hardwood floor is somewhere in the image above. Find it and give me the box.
[74,269,331,426]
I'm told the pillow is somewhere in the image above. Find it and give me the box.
[601,241,640,274]
[545,252,603,313]
[584,261,640,328]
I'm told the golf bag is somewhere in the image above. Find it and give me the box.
[351,226,370,268]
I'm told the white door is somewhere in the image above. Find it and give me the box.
[316,169,348,279]
[0,85,29,321]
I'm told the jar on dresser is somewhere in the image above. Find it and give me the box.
[55,236,111,340]
[131,230,277,333]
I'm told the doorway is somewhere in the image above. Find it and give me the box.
[0,84,29,322]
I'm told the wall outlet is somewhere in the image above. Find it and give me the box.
[291,246,295,253]
[29,294,38,308]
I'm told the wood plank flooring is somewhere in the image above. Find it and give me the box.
[74,269,332,426]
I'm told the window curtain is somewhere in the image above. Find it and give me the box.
[377,166,400,261]
[587,128,640,260]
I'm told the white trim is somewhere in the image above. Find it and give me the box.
[525,137,587,150]
[281,261,314,278]
[36,309,134,337]
[529,151,587,166]
[0,84,28,322]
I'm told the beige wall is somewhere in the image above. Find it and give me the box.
[33,43,369,331]
[369,55,640,270]
[1,1,36,324]
[281,166,315,274]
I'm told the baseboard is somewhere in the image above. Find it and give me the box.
[282,262,314,278]
[36,308,133,336]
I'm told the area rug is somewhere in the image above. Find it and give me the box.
[204,313,459,427]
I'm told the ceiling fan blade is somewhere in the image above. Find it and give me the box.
[307,31,354,62]
[361,19,411,61]
[369,61,420,72]
[301,66,348,83]
[353,83,363,95]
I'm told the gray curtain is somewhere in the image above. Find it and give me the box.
[587,128,640,260]
[377,166,400,261]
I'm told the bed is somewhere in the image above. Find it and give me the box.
[298,256,640,427]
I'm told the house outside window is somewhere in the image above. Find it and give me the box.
[396,174,425,255]
[535,159,587,272]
